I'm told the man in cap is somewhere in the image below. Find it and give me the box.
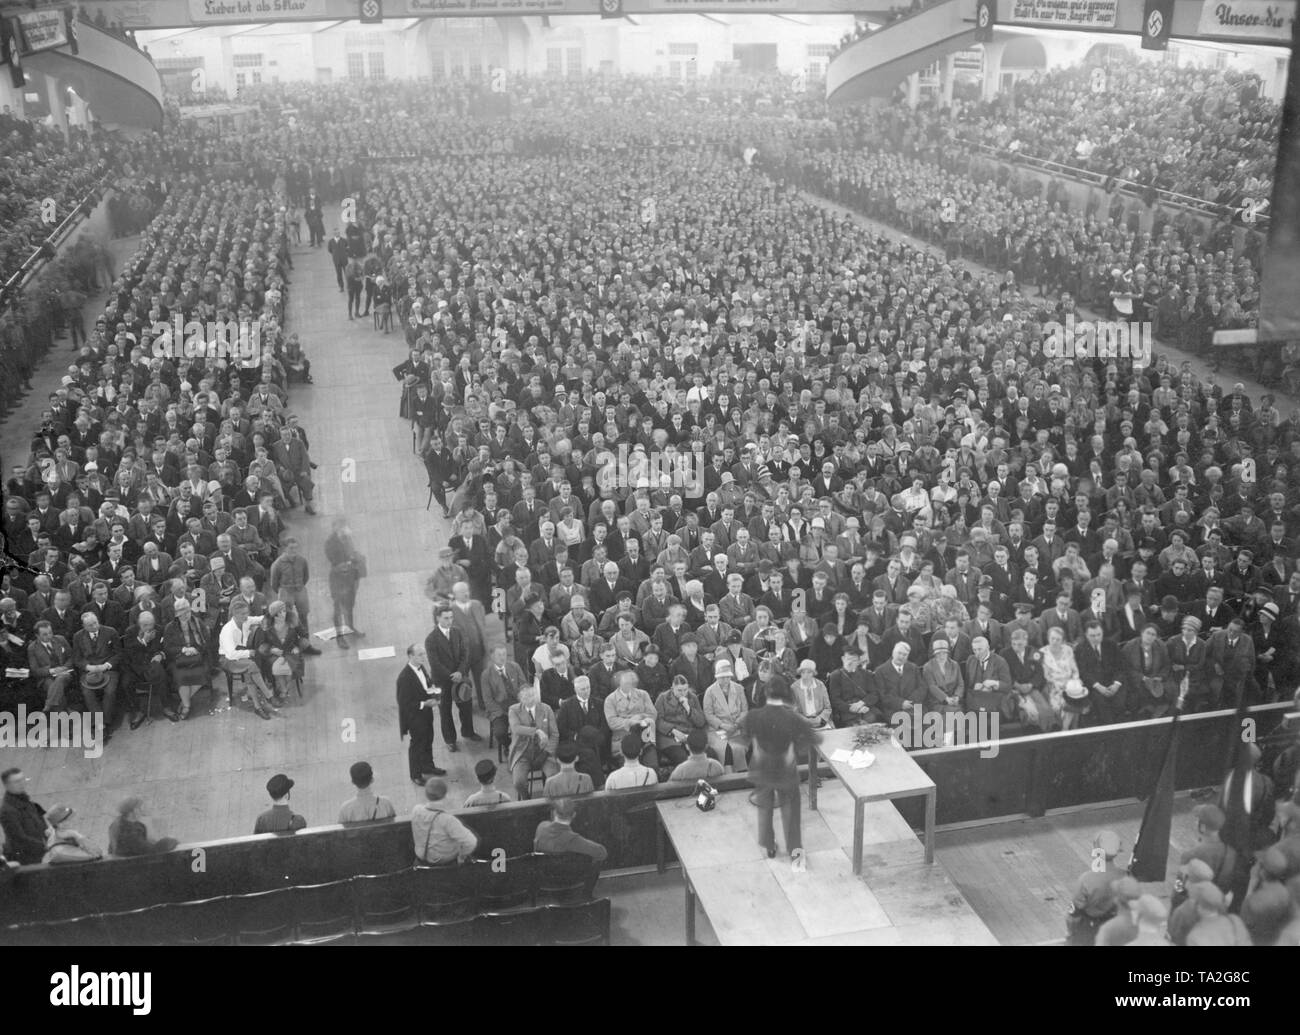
[1168,858,1218,943]
[412,778,478,865]
[1066,830,1123,945]
[253,773,306,834]
[1127,895,1170,946]
[1184,882,1251,945]
[828,646,880,727]
[1093,876,1142,946]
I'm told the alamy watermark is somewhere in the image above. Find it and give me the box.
[595,445,705,495]
[0,707,103,759]
[150,316,264,366]
[890,704,1000,758]
[1042,316,1151,365]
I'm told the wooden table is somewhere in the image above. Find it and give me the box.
[655,785,995,946]
[808,727,936,874]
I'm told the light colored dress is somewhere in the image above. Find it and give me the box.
[1040,643,1080,716]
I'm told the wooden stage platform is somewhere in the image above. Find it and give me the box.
[656,785,999,946]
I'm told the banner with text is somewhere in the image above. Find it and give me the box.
[1198,0,1297,41]
[15,8,71,54]
[187,0,329,21]
[1009,0,1118,28]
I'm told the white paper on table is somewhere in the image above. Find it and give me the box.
[829,748,854,763]
[848,749,875,769]
[357,645,395,661]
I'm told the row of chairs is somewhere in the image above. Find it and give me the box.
[2,853,601,946]
[300,900,611,947]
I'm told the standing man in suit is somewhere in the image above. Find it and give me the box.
[396,644,445,784]
[324,519,364,649]
[449,581,488,706]
[424,604,479,750]
[508,685,559,800]
[327,227,348,290]
[739,679,819,869]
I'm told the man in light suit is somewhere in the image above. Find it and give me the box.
[396,643,445,784]
[874,642,926,715]
[424,604,479,750]
[508,685,559,799]
[449,581,488,706]
[481,643,528,753]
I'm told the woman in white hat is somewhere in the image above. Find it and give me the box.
[922,638,964,715]
[703,658,749,772]
[791,659,831,729]
[42,805,102,865]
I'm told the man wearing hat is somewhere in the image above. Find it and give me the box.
[1167,858,1218,942]
[412,778,478,865]
[1185,882,1251,946]
[1127,895,1171,946]
[254,773,306,835]
[1178,804,1238,896]
[1093,876,1142,946]
[828,646,881,727]
[1066,830,1123,945]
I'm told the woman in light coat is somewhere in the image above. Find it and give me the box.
[703,664,750,772]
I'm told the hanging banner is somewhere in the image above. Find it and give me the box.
[1197,0,1297,42]
[1141,0,1174,48]
[185,0,329,23]
[1259,12,1300,340]
[975,0,996,41]
[14,8,71,54]
[1008,0,1118,28]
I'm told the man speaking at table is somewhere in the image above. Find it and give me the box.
[739,681,821,871]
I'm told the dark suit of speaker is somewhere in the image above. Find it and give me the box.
[397,663,439,782]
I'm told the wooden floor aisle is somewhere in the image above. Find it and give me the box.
[1,214,507,848]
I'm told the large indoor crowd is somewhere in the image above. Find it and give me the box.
[1,160,317,735]
[1,64,1298,942]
